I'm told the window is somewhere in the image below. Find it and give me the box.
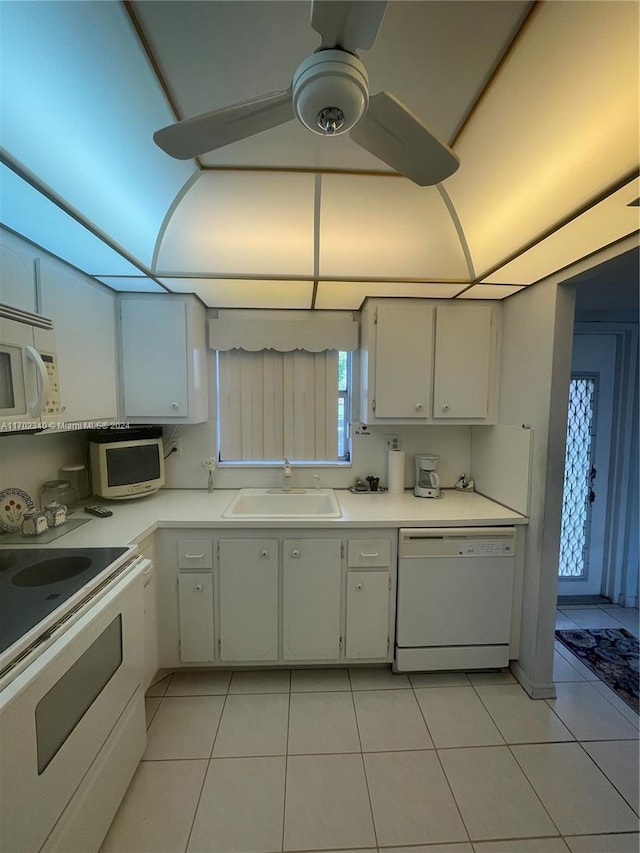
[216,349,350,463]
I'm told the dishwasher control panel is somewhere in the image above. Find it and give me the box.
[458,540,513,557]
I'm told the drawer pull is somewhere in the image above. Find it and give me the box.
[184,553,205,559]
[291,549,300,558]
[260,550,269,558]
[195,584,203,592]
[355,582,363,591]
[360,552,379,558]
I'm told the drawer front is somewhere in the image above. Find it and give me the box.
[347,539,391,568]
[178,539,213,570]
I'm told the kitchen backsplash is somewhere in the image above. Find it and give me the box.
[0,431,89,508]
[0,421,472,503]
[160,420,472,492]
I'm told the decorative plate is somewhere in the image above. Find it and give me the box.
[0,487,35,533]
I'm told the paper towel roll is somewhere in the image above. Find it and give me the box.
[387,450,405,495]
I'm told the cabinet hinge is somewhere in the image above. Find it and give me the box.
[216,542,220,560]
[372,399,376,412]
[387,636,390,650]
[339,636,343,650]
[341,544,344,559]
[374,306,378,325]
[388,576,392,591]
[217,638,221,655]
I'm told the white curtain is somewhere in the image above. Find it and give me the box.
[217,349,339,461]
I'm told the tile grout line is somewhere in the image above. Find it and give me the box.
[181,671,231,853]
[410,678,473,846]
[347,668,380,851]
[280,670,292,853]
[575,738,640,817]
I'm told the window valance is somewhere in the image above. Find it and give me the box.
[208,309,359,352]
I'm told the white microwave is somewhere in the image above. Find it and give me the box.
[0,304,61,431]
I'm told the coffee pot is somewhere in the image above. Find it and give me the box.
[414,454,441,498]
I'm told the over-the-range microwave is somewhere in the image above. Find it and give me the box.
[0,304,61,431]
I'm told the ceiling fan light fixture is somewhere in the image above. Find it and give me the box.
[292,49,369,136]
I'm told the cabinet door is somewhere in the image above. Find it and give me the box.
[218,539,279,662]
[374,302,434,418]
[40,260,118,423]
[120,298,188,419]
[345,572,389,660]
[433,305,493,419]
[283,539,342,660]
[178,573,214,662]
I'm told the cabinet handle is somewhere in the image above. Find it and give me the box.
[171,401,180,409]
[184,553,205,559]
[442,403,449,411]
[291,549,300,558]
[415,403,423,410]
[195,584,203,592]
[355,582,363,591]
[360,552,379,558]
[260,550,269,558]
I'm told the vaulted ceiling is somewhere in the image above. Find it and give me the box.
[0,1,638,309]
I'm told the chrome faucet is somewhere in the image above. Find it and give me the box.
[283,458,292,491]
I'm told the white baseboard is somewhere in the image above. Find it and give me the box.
[510,660,557,699]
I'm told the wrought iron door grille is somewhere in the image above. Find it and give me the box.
[559,375,598,579]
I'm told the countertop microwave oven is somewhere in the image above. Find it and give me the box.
[89,427,165,500]
[0,304,61,431]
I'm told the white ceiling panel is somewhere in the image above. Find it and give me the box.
[483,178,640,285]
[155,172,316,276]
[319,175,469,280]
[0,1,195,268]
[445,0,640,278]
[0,165,145,277]
[159,278,314,309]
[459,284,526,300]
[315,280,466,310]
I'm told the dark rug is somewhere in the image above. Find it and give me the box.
[555,628,639,714]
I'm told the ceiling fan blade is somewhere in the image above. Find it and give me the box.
[310,0,388,52]
[154,90,294,160]
[351,91,460,186]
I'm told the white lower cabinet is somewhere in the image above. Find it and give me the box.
[156,529,396,668]
[346,571,390,659]
[178,573,215,662]
[218,539,278,661]
[283,539,342,660]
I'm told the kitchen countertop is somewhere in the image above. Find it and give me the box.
[0,489,526,550]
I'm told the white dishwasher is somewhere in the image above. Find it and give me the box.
[395,527,516,672]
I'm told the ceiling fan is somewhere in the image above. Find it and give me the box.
[153,0,460,186]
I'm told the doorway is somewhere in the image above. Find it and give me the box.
[558,334,617,599]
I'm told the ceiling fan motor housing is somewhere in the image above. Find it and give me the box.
[292,49,369,135]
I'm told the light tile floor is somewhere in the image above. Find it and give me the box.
[102,605,639,853]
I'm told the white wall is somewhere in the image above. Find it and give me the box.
[499,277,575,697]
[1,430,89,507]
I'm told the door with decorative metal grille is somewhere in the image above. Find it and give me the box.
[558,334,616,597]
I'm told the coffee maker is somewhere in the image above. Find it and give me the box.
[414,454,441,498]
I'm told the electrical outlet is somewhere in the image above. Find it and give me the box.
[169,437,182,457]
[384,434,401,451]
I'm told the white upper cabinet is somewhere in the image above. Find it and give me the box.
[40,259,118,424]
[360,298,500,424]
[118,293,208,424]
[0,230,37,313]
[432,304,496,420]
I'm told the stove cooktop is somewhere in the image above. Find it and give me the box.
[0,547,129,656]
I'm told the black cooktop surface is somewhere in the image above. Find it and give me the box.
[0,546,129,655]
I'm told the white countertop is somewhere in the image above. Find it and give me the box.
[1,489,526,550]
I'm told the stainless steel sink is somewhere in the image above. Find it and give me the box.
[223,488,342,519]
